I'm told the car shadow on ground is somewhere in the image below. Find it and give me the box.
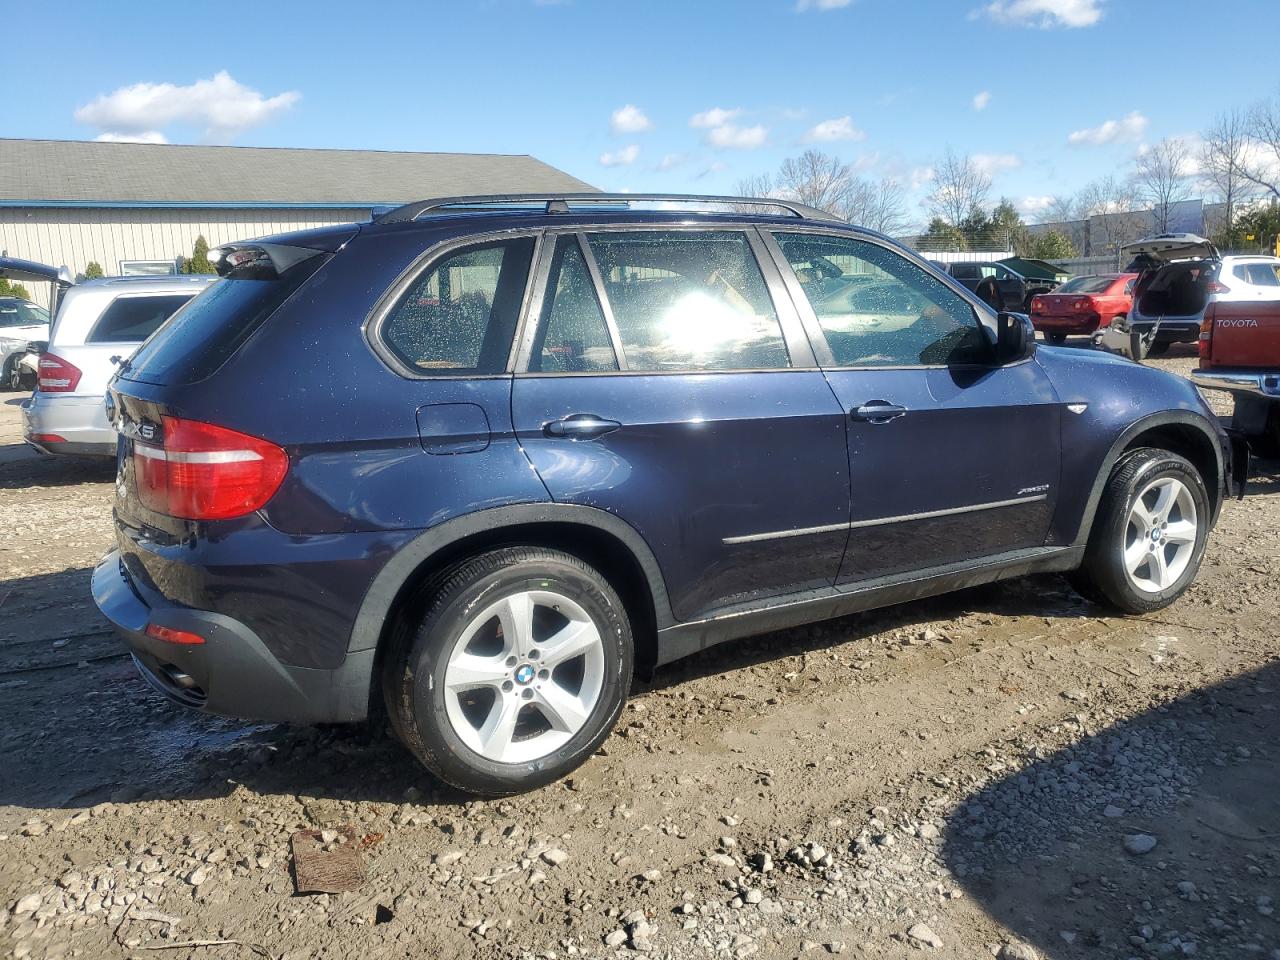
[941,658,1279,958]
[0,443,115,487]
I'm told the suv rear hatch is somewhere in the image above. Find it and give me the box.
[1125,233,1220,325]
[110,227,355,540]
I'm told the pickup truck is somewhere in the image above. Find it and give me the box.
[1191,297,1280,458]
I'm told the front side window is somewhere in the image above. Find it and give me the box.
[774,232,989,368]
[530,235,618,373]
[382,237,534,374]
[584,230,789,371]
[88,294,195,344]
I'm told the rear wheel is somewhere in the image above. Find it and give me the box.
[383,547,633,796]
[1146,340,1172,357]
[1069,448,1210,613]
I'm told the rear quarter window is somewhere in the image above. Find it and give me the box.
[88,294,195,344]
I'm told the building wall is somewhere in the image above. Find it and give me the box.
[0,206,371,306]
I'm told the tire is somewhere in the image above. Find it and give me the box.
[1069,448,1210,614]
[1046,331,1068,344]
[1146,340,1172,357]
[383,547,633,796]
[0,357,18,392]
[1249,406,1280,460]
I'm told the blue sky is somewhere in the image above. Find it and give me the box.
[4,0,1276,227]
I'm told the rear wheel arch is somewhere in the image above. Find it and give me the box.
[352,506,670,715]
[1072,412,1225,547]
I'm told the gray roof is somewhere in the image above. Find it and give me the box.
[0,139,596,207]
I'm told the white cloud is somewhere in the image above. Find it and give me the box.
[75,70,299,143]
[972,90,992,111]
[705,124,768,150]
[973,152,1022,175]
[657,153,686,172]
[694,161,729,180]
[610,104,653,135]
[1017,195,1056,217]
[690,107,742,129]
[599,144,640,167]
[974,0,1103,28]
[796,0,853,9]
[1068,110,1149,146]
[909,166,935,191]
[802,116,866,143]
[94,130,168,144]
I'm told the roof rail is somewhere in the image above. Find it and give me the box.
[373,193,844,225]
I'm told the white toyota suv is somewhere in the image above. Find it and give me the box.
[23,275,214,456]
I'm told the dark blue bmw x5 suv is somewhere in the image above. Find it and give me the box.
[93,193,1234,795]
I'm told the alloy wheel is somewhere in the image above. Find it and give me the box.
[1123,476,1198,593]
[443,589,606,764]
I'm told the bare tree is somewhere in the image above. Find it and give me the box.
[1076,175,1143,251]
[1202,109,1256,234]
[1041,195,1082,225]
[1134,139,1192,232]
[842,178,910,236]
[1243,94,1280,200]
[736,151,908,233]
[926,149,992,227]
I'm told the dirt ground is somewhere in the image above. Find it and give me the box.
[1,344,1277,960]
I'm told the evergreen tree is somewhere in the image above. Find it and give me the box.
[83,261,105,279]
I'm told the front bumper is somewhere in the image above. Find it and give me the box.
[23,393,116,456]
[92,550,372,723]
[1189,368,1280,400]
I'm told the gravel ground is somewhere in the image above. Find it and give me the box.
[1,344,1277,960]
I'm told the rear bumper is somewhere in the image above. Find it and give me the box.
[1129,319,1201,343]
[92,550,373,723]
[22,393,116,456]
[1032,312,1100,334]
[1190,368,1280,400]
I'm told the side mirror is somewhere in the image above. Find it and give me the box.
[995,311,1035,363]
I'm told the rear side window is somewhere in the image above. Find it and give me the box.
[0,300,49,328]
[530,235,618,373]
[1233,262,1280,286]
[584,230,789,371]
[87,294,193,344]
[382,238,535,375]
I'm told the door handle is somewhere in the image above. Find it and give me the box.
[543,414,622,439]
[851,401,908,423]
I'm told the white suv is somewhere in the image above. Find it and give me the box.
[23,276,214,456]
[1126,233,1280,355]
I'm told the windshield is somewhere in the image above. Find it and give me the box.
[1057,275,1115,294]
[0,299,50,328]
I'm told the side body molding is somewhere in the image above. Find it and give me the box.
[345,502,676,656]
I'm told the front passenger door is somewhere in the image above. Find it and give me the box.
[766,231,1061,585]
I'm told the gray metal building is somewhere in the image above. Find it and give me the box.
[0,139,594,305]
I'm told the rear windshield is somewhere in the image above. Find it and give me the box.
[87,294,194,344]
[121,256,326,385]
[1057,275,1114,294]
[0,299,49,328]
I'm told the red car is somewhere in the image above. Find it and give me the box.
[1030,273,1137,343]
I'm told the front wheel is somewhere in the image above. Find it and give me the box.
[384,547,633,796]
[1069,448,1210,613]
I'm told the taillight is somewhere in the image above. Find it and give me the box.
[133,416,288,520]
[145,623,206,645]
[1207,280,1230,295]
[37,353,82,392]
[1071,297,1090,311]
[1197,311,1214,364]
[1030,296,1043,312]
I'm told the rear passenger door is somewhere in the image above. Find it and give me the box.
[764,230,1060,585]
[511,228,851,622]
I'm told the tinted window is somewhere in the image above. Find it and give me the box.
[950,265,977,279]
[1057,275,1115,294]
[87,294,193,343]
[383,238,534,375]
[1234,262,1280,286]
[530,235,618,373]
[585,231,789,371]
[124,259,323,386]
[775,232,989,368]
[0,299,49,328]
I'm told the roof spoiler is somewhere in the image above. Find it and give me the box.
[374,193,844,225]
[211,242,325,280]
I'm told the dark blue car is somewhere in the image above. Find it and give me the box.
[93,194,1234,795]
